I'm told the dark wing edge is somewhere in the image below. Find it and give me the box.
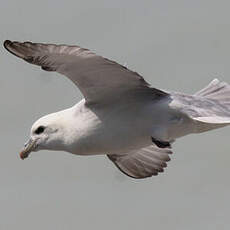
[4,40,169,101]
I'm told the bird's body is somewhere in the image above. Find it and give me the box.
[35,94,193,156]
[41,89,227,156]
[4,40,230,178]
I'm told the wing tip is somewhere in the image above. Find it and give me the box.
[3,40,12,50]
[3,40,26,59]
[4,40,35,61]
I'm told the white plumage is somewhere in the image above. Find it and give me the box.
[4,40,230,179]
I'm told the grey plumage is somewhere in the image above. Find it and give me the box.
[4,40,230,179]
[170,79,230,134]
[108,145,172,179]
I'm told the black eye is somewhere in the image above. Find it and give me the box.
[35,126,45,135]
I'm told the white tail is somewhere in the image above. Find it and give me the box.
[195,79,230,106]
[192,79,230,124]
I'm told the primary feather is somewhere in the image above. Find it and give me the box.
[4,40,230,179]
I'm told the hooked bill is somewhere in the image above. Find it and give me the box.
[19,139,36,160]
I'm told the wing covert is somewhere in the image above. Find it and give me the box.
[4,40,168,103]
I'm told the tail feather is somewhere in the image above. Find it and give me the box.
[195,79,230,107]
[172,79,230,134]
[192,79,230,125]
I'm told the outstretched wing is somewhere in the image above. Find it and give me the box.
[4,40,168,104]
[107,145,172,179]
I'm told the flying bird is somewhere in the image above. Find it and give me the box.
[4,40,230,179]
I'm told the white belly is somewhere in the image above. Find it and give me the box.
[67,100,157,155]
[67,98,196,155]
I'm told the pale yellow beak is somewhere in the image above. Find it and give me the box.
[20,139,36,160]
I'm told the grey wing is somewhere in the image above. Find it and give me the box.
[4,40,168,104]
[107,145,172,179]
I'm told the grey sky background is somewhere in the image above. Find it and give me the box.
[1,0,230,229]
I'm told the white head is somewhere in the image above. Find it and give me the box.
[20,112,68,159]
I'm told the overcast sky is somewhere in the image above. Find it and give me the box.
[1,1,230,229]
